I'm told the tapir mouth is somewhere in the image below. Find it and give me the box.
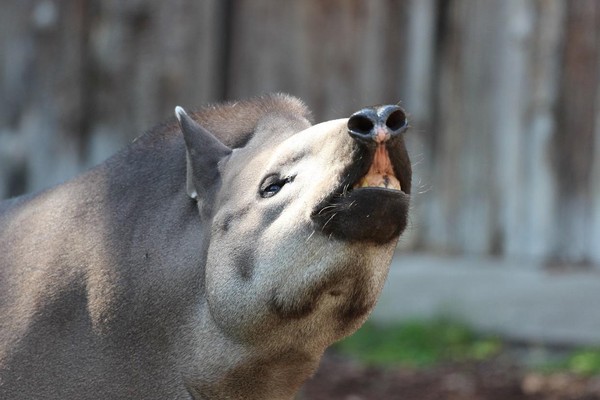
[352,143,403,191]
[311,136,411,244]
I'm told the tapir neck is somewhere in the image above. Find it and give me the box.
[184,306,321,400]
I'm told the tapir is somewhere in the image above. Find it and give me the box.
[0,94,411,399]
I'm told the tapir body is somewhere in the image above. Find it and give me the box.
[0,94,411,399]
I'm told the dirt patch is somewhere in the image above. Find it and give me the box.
[300,352,600,400]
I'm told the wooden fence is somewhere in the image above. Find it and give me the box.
[1,0,599,264]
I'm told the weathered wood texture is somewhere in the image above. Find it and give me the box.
[1,0,599,264]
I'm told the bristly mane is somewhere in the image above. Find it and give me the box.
[137,94,313,150]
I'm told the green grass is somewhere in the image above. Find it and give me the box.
[336,320,600,377]
[335,319,502,368]
[568,349,600,376]
[537,348,600,376]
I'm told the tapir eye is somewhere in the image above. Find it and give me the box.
[260,175,293,198]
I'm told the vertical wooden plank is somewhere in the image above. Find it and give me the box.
[580,4,600,265]
[0,1,31,199]
[398,0,437,250]
[427,0,501,254]
[489,0,530,258]
[225,0,301,100]
[404,0,437,123]
[425,0,463,253]
[0,0,86,195]
[554,0,600,263]
[516,0,565,259]
[590,58,600,265]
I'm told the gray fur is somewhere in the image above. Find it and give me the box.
[0,94,407,399]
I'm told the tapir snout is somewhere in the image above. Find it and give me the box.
[311,104,411,244]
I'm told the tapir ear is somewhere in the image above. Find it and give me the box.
[175,106,232,200]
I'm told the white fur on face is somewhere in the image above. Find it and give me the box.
[204,118,398,348]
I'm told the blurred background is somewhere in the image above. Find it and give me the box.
[2,0,600,398]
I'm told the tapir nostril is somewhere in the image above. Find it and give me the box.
[348,106,407,143]
[348,114,375,137]
[385,109,407,132]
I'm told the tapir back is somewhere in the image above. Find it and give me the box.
[0,132,207,399]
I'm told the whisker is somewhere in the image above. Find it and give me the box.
[342,183,351,196]
[321,212,338,231]
[317,204,339,215]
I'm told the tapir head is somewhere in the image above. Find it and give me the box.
[175,95,411,351]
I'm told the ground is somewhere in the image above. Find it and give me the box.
[300,352,600,400]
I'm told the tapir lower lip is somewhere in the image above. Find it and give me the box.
[311,140,411,244]
[312,186,410,244]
